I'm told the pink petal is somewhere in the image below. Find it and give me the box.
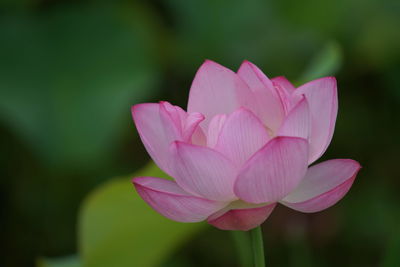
[271,76,300,113]
[282,178,355,213]
[207,203,276,231]
[133,177,226,222]
[132,103,175,175]
[183,112,206,141]
[281,159,361,212]
[187,60,253,128]
[159,102,184,143]
[271,76,296,94]
[237,61,285,132]
[190,125,207,146]
[207,114,227,148]
[159,101,186,130]
[234,137,309,204]
[132,102,204,176]
[237,61,276,95]
[294,77,338,163]
[277,97,311,140]
[214,108,270,166]
[159,101,205,143]
[171,142,238,201]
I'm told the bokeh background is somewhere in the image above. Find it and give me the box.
[1,0,399,266]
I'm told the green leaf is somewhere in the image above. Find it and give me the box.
[78,163,206,267]
[0,3,160,169]
[298,41,342,83]
[37,255,81,267]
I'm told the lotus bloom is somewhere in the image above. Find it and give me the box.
[131,60,361,231]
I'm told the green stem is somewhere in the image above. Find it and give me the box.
[250,226,265,267]
[231,231,253,267]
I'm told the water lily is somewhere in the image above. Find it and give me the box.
[131,60,361,231]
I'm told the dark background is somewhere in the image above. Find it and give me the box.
[1,0,399,266]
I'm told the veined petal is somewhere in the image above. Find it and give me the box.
[159,101,186,130]
[159,102,184,143]
[207,203,276,231]
[237,60,276,95]
[271,76,299,113]
[281,159,361,212]
[182,112,205,141]
[160,101,205,143]
[294,77,338,163]
[132,102,204,176]
[234,137,309,204]
[187,60,253,128]
[133,177,226,222]
[237,60,285,132]
[171,142,238,201]
[132,103,176,175]
[278,97,311,140]
[207,114,227,148]
[214,108,270,166]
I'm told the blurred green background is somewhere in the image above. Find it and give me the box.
[1,0,399,266]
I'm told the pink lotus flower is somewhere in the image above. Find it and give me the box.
[131,60,361,231]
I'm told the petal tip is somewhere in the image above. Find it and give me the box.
[131,103,157,119]
[337,159,362,171]
[131,176,150,187]
[202,59,222,68]
[239,59,252,67]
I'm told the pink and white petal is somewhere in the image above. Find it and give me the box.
[277,97,311,140]
[237,60,276,95]
[191,125,207,146]
[271,76,301,113]
[281,159,361,212]
[182,112,205,141]
[215,108,270,166]
[133,177,226,222]
[187,60,254,128]
[234,137,309,204]
[271,76,296,94]
[237,61,285,132]
[207,203,276,231]
[294,77,338,163]
[160,101,205,144]
[159,102,184,143]
[281,177,355,213]
[159,101,186,131]
[132,103,177,176]
[207,114,227,148]
[171,142,239,201]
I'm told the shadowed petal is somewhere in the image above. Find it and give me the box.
[214,108,270,166]
[234,137,309,204]
[171,142,238,201]
[133,177,226,222]
[281,159,361,212]
[208,203,276,231]
[294,77,338,163]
